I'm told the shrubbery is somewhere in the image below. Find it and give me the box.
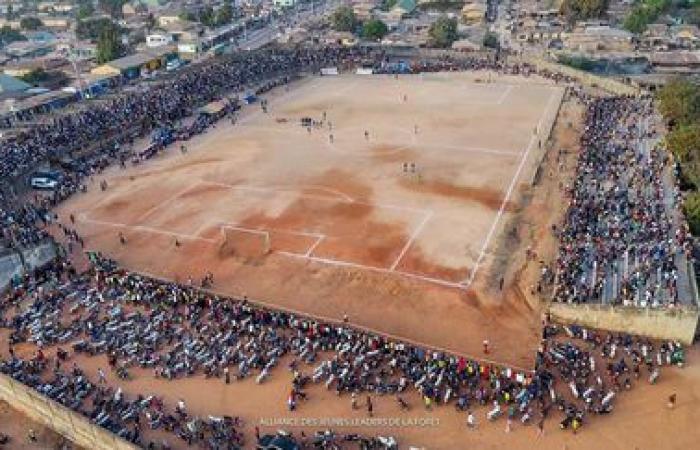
[657,79,700,234]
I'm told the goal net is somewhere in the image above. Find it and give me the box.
[218,226,271,260]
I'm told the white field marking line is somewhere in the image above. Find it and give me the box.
[496,85,515,105]
[80,205,469,301]
[217,222,324,239]
[201,180,429,215]
[304,235,325,257]
[212,120,522,160]
[279,251,464,289]
[192,219,216,237]
[134,268,534,372]
[77,214,216,243]
[235,118,519,158]
[389,210,434,271]
[132,184,200,224]
[299,185,354,202]
[407,142,521,157]
[220,225,270,238]
[461,89,561,288]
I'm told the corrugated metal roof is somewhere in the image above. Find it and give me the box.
[0,74,31,94]
[96,46,176,71]
[650,51,700,66]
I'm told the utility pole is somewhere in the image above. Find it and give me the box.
[69,42,87,100]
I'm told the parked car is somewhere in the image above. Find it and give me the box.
[30,170,62,190]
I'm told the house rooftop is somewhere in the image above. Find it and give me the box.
[0,74,31,94]
[650,51,700,65]
[97,46,176,71]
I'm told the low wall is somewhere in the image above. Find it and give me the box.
[0,251,24,292]
[548,302,700,344]
[0,241,56,292]
[21,242,57,270]
[0,373,138,450]
[522,86,566,186]
[528,57,640,96]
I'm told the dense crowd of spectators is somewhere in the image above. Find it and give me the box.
[543,96,691,307]
[0,193,52,250]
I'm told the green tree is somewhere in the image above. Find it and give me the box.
[331,5,357,32]
[77,2,95,20]
[216,3,233,26]
[483,31,500,49]
[19,68,49,84]
[381,0,398,11]
[623,0,671,34]
[687,4,700,25]
[656,78,700,126]
[199,6,216,27]
[428,16,458,48]
[361,19,388,41]
[18,68,69,87]
[684,191,700,235]
[666,123,700,164]
[0,25,27,45]
[179,10,196,22]
[76,18,123,40]
[96,24,125,64]
[6,4,15,20]
[20,17,43,30]
[560,0,609,23]
[623,7,653,33]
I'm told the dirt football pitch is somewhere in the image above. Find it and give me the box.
[58,72,564,369]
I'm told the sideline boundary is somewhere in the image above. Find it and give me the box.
[461,88,564,288]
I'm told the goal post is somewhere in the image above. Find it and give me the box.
[218,226,271,259]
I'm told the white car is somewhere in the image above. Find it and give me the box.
[166,60,183,71]
[30,177,59,190]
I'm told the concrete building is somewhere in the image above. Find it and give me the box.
[35,15,71,29]
[273,0,296,8]
[462,2,486,25]
[157,15,182,28]
[2,57,67,77]
[564,25,634,53]
[3,41,54,59]
[392,0,416,17]
[91,47,177,78]
[649,51,700,74]
[352,0,380,21]
[146,33,174,47]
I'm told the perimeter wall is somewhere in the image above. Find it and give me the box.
[548,303,699,344]
[0,373,138,450]
[526,57,640,96]
[0,241,56,292]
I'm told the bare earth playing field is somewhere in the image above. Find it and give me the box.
[57,73,563,368]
